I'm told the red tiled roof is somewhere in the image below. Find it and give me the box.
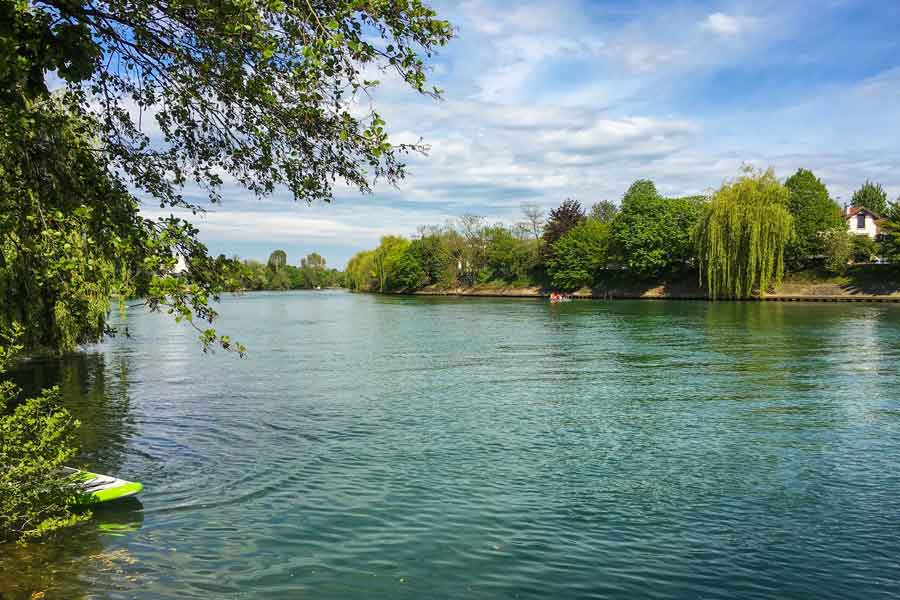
[844,206,881,219]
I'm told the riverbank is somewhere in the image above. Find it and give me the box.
[409,266,900,302]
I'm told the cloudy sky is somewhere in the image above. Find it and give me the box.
[146,0,900,268]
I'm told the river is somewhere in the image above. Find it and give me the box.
[3,291,900,599]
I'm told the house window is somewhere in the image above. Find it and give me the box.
[857,214,866,229]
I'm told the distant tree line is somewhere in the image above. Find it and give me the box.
[223,251,344,291]
[346,167,900,299]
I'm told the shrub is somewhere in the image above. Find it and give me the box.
[0,326,88,544]
[820,228,853,275]
[851,235,880,263]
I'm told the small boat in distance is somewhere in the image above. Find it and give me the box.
[549,293,572,304]
[64,467,144,505]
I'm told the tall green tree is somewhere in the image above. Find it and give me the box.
[610,180,705,279]
[784,169,843,267]
[851,181,888,214]
[547,220,610,289]
[299,252,327,287]
[267,250,287,272]
[372,236,411,292]
[694,168,794,299]
[345,250,376,291]
[393,246,428,290]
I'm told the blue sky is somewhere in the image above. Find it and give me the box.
[143,0,900,269]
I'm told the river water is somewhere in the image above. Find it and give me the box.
[3,291,900,599]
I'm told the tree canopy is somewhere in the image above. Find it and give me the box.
[694,168,793,299]
[851,181,888,215]
[4,0,453,208]
[610,180,705,279]
[542,199,585,258]
[547,219,610,289]
[589,200,618,224]
[784,168,843,266]
[267,250,288,272]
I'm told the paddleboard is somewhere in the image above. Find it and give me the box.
[64,467,144,505]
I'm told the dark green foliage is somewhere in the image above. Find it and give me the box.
[547,220,610,289]
[589,200,618,224]
[878,202,900,263]
[851,181,888,215]
[542,199,586,259]
[784,169,843,266]
[851,235,880,263]
[484,226,540,283]
[0,326,88,543]
[610,180,705,279]
[0,102,237,354]
[393,247,429,290]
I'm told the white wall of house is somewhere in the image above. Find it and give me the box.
[846,212,879,238]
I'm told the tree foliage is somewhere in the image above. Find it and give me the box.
[610,180,705,279]
[784,169,843,265]
[589,200,618,224]
[820,228,853,275]
[851,235,880,263]
[267,250,287,272]
[542,199,585,258]
[0,326,88,543]
[4,0,453,208]
[878,202,900,263]
[0,101,236,353]
[851,180,888,215]
[547,219,610,289]
[694,168,794,299]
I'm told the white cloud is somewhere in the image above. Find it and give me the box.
[702,12,754,36]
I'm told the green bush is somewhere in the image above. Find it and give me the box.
[851,235,881,263]
[0,326,88,544]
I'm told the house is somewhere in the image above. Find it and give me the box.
[843,206,880,239]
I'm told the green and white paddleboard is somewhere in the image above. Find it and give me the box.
[64,467,144,505]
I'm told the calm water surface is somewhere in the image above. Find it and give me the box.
[3,292,900,599]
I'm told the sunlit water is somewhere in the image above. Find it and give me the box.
[4,291,900,599]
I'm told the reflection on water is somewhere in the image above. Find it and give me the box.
[3,292,900,599]
[11,352,136,470]
[0,501,145,599]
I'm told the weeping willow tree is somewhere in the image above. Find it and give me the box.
[694,168,794,299]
